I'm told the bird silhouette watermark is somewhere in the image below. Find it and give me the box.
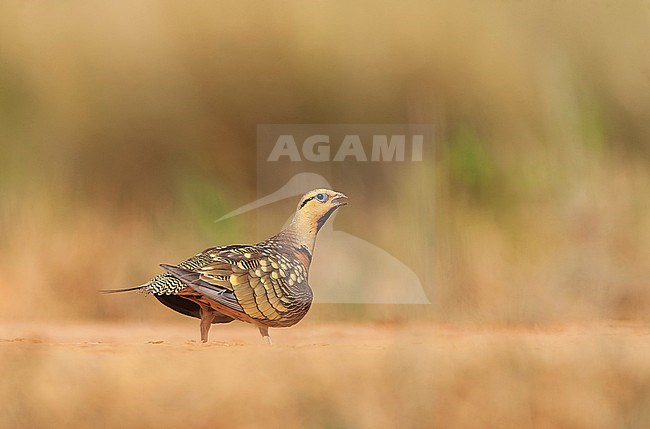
[217,172,430,304]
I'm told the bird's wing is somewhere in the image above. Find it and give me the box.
[161,246,295,322]
[160,263,244,313]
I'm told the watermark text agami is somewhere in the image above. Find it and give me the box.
[255,124,433,304]
[267,134,424,162]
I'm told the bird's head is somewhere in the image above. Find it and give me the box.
[293,188,348,233]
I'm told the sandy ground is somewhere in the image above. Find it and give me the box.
[1,321,650,429]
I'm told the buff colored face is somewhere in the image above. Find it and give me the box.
[296,189,348,230]
[298,189,347,213]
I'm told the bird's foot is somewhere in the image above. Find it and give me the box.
[258,326,272,345]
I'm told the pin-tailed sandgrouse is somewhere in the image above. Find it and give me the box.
[103,189,347,344]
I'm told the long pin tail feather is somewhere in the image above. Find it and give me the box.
[99,285,146,294]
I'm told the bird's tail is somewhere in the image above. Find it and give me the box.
[99,284,147,294]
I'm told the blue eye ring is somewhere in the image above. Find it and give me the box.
[315,193,328,202]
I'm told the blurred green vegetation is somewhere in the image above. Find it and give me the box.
[0,0,649,322]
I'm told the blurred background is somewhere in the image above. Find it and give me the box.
[3,2,650,429]
[0,0,649,324]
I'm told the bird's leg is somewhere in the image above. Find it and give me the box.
[258,326,272,345]
[199,305,216,343]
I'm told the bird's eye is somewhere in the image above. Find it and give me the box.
[315,193,328,202]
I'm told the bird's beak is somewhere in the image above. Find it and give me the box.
[332,192,348,207]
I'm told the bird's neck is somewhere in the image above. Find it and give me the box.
[278,212,318,254]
